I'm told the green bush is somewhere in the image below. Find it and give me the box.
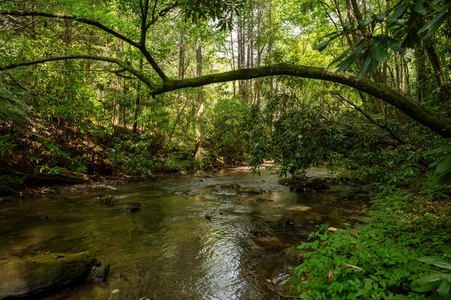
[287,190,451,299]
[204,97,250,165]
[412,246,451,299]
[0,134,16,156]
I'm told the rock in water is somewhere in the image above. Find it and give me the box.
[117,201,142,213]
[0,252,98,299]
[95,194,116,206]
[84,263,111,284]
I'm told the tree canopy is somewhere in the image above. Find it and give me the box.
[1,0,450,137]
[0,0,449,186]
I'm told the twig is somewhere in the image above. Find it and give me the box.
[205,197,227,221]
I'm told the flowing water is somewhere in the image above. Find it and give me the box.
[0,168,369,300]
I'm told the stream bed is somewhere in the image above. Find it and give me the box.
[0,168,369,299]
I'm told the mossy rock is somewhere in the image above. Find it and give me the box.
[94,194,116,206]
[237,186,263,195]
[0,252,98,299]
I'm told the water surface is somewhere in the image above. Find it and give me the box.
[0,169,368,299]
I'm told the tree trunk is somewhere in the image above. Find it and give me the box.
[133,58,143,134]
[425,45,449,103]
[194,40,204,167]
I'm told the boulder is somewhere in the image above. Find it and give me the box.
[0,252,100,299]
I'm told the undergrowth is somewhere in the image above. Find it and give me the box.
[286,190,451,299]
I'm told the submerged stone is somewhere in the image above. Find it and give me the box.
[237,186,263,195]
[84,263,111,284]
[95,194,116,206]
[117,201,142,213]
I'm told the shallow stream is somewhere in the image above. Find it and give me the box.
[0,168,369,299]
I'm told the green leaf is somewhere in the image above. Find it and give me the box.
[329,39,363,67]
[401,31,422,48]
[436,155,451,174]
[429,144,451,156]
[372,38,389,63]
[417,256,451,270]
[356,53,372,80]
[386,18,406,25]
[313,40,333,52]
[438,278,451,297]
[418,3,451,39]
[387,1,409,21]
[414,0,425,13]
[388,45,406,52]
[442,246,451,257]
[358,19,372,29]
[412,273,446,292]
[334,41,364,73]
[376,13,386,22]
[430,169,451,187]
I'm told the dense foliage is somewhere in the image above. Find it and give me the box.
[0,0,450,298]
[286,190,451,299]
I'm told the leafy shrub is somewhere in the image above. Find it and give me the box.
[204,97,250,165]
[0,134,16,156]
[412,246,451,299]
[287,190,451,299]
[427,141,451,187]
[289,225,429,299]
[109,138,158,176]
[243,90,431,188]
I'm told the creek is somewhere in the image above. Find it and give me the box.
[0,168,369,299]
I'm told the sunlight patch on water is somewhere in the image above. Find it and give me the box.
[286,205,312,212]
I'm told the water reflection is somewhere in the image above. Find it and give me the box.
[0,169,369,299]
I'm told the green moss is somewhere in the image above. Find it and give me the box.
[0,252,97,299]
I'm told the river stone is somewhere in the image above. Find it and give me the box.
[95,194,116,206]
[0,252,98,299]
[238,186,263,195]
[84,263,111,284]
[117,201,141,213]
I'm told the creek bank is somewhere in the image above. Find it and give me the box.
[0,252,109,299]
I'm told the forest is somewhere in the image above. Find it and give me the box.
[0,0,450,299]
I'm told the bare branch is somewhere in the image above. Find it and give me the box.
[334,93,405,144]
[145,1,179,30]
[140,0,149,44]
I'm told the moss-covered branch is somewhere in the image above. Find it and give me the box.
[153,63,451,138]
[0,55,157,89]
[1,55,450,138]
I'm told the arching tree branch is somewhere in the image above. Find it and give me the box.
[152,63,451,138]
[1,54,450,138]
[0,55,157,89]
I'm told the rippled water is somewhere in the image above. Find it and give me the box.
[0,169,369,299]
